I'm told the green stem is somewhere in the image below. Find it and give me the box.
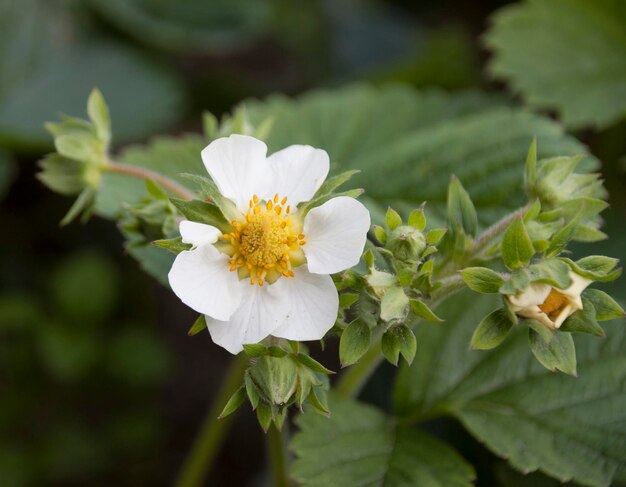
[104,159,196,201]
[174,353,249,487]
[267,425,290,487]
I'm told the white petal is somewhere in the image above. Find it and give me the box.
[168,245,241,321]
[561,271,592,309]
[271,268,339,341]
[205,281,290,354]
[303,196,371,274]
[179,221,221,248]
[508,283,551,309]
[554,303,575,329]
[201,134,271,212]
[515,305,556,329]
[266,145,330,206]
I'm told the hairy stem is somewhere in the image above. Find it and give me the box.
[174,354,249,487]
[267,425,290,487]
[471,204,531,256]
[105,160,196,201]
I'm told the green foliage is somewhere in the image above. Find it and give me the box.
[485,0,626,129]
[394,291,626,487]
[291,394,475,487]
[382,324,417,366]
[447,176,478,237]
[527,321,577,376]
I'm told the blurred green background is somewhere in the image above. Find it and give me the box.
[1,0,624,485]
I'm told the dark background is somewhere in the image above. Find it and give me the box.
[1,0,624,485]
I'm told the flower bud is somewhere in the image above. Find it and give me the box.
[385,225,426,261]
[507,271,592,329]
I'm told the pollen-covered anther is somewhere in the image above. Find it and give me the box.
[224,194,305,286]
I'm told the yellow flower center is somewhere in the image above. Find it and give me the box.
[539,288,568,318]
[219,194,306,286]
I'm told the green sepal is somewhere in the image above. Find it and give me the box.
[153,236,191,255]
[470,308,514,350]
[544,210,582,258]
[526,320,577,376]
[179,173,239,221]
[298,188,364,217]
[218,386,247,419]
[256,402,273,433]
[561,256,621,282]
[408,208,426,231]
[187,315,207,336]
[527,258,571,288]
[55,133,101,163]
[242,343,267,358]
[501,217,534,270]
[248,356,298,406]
[560,296,605,337]
[170,198,230,232]
[87,88,111,146]
[426,228,447,245]
[385,207,402,230]
[339,319,371,367]
[339,292,359,310]
[460,267,505,293]
[409,299,443,322]
[447,176,477,237]
[244,371,260,409]
[315,169,360,197]
[382,324,417,366]
[60,187,96,226]
[524,137,537,189]
[499,268,530,295]
[296,353,334,375]
[372,225,387,244]
[307,388,330,417]
[583,289,625,321]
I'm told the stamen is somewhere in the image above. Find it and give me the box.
[274,194,279,203]
[281,196,287,205]
[253,195,259,204]
[254,206,260,214]
[266,200,273,210]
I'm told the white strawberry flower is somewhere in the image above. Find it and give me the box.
[168,135,370,353]
[507,271,592,329]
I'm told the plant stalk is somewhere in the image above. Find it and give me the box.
[105,160,196,201]
[267,424,290,487]
[174,353,249,487]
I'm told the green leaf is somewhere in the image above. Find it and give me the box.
[447,176,477,236]
[187,315,207,336]
[470,308,514,350]
[315,169,360,197]
[410,299,443,322]
[460,267,505,294]
[485,0,626,129]
[395,291,626,487]
[339,320,371,367]
[527,322,577,376]
[291,395,475,487]
[380,286,409,322]
[385,207,402,230]
[153,236,191,255]
[169,198,229,232]
[584,289,625,321]
[218,386,247,419]
[501,218,534,270]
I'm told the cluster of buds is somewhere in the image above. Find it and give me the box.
[37,89,111,225]
[218,342,332,431]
